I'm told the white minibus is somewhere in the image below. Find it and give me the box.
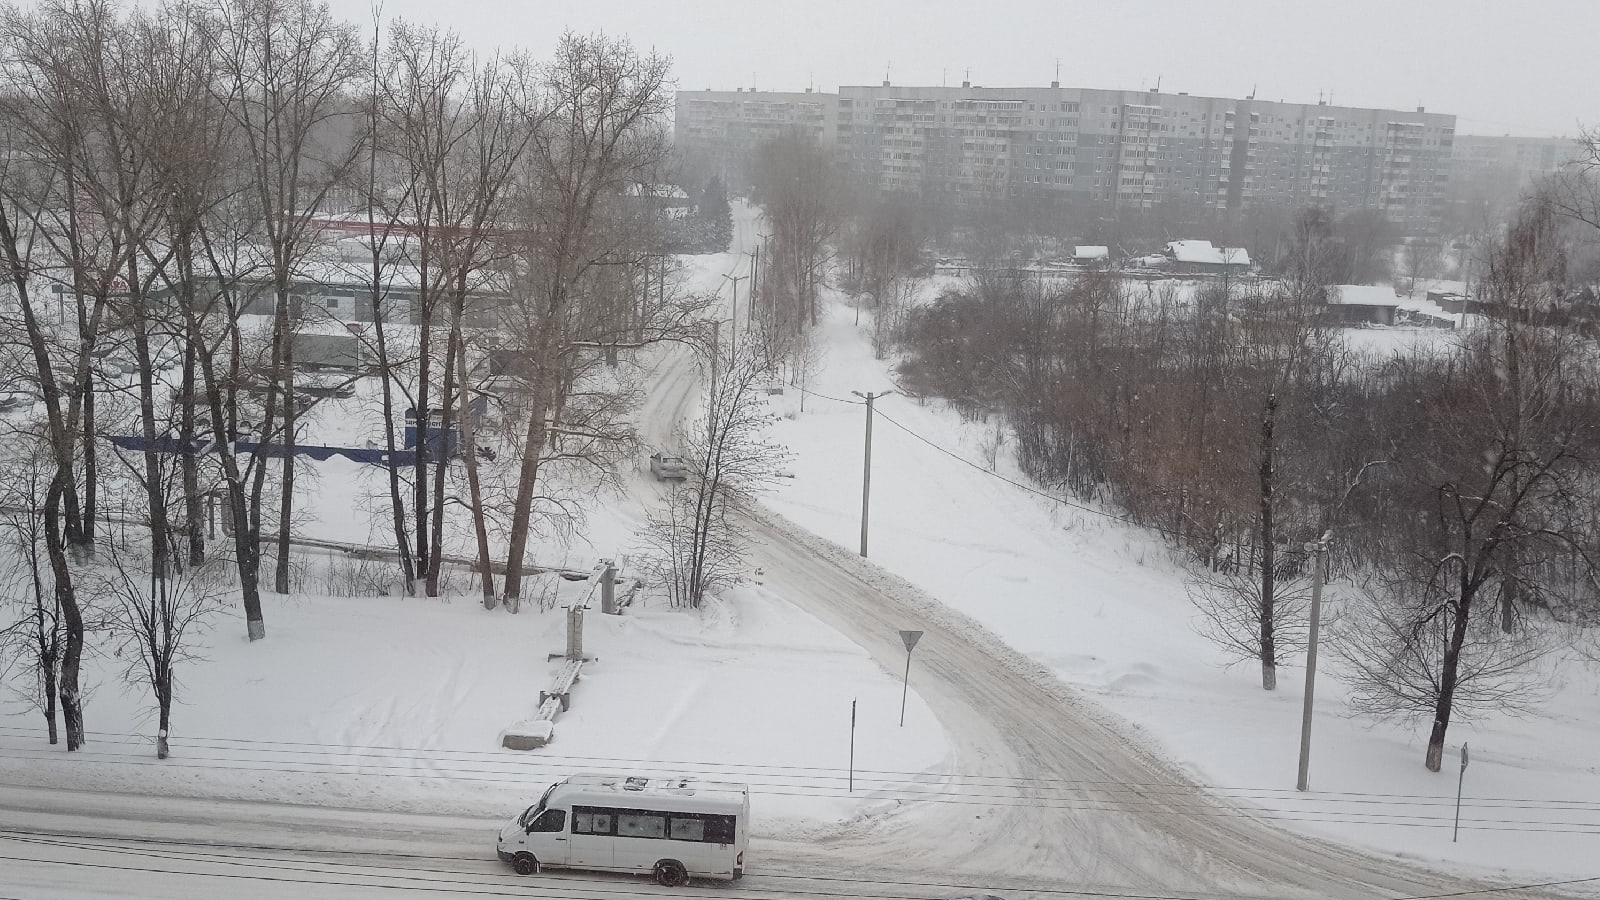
[497,774,749,886]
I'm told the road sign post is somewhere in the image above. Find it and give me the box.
[849,699,857,793]
[898,630,922,727]
[1453,742,1469,842]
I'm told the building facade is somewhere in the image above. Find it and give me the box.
[672,89,838,190]
[832,82,1457,232]
[1449,134,1583,191]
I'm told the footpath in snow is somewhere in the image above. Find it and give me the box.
[761,291,1600,881]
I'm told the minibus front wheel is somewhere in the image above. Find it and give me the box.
[512,853,539,876]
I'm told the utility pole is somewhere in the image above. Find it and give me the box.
[708,319,721,447]
[747,247,759,328]
[1296,530,1333,792]
[850,391,894,557]
[721,274,744,364]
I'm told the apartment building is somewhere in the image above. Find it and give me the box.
[834,82,1456,232]
[672,89,839,189]
[1450,134,1583,189]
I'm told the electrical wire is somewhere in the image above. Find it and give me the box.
[4,725,1598,817]
[5,746,1599,834]
[868,407,1320,558]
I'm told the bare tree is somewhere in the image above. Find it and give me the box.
[1344,199,1600,771]
[645,342,786,608]
[96,535,226,759]
[1337,575,1550,731]
[213,0,365,606]
[498,31,669,601]
[1187,565,1311,671]
[753,131,838,333]
[0,443,64,743]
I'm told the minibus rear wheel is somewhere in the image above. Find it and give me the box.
[654,859,688,887]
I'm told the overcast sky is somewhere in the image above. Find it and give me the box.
[333,0,1595,137]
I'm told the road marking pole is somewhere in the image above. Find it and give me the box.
[1453,742,1469,842]
[849,699,857,792]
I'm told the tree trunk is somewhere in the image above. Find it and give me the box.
[370,279,416,593]
[181,336,205,566]
[31,537,59,745]
[502,360,553,602]
[156,669,172,760]
[195,309,266,642]
[131,285,169,583]
[1258,393,1278,691]
[425,325,458,598]
[415,313,433,595]
[45,473,86,750]
[456,327,495,606]
[1426,590,1475,772]
[274,283,296,594]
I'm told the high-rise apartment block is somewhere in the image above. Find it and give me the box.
[673,89,838,189]
[1449,134,1582,190]
[674,83,1462,232]
[836,83,1456,232]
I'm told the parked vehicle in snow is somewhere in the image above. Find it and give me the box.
[649,452,688,481]
[497,774,749,885]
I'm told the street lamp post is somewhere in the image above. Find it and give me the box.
[721,274,744,364]
[850,390,894,557]
[1296,530,1333,792]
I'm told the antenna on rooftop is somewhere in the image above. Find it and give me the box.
[1052,58,1061,89]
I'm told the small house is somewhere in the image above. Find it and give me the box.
[1162,240,1251,276]
[1323,285,1401,326]
[1072,246,1110,270]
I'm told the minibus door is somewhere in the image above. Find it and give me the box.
[523,808,570,866]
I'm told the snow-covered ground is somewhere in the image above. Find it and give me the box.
[0,572,948,836]
[760,289,1600,881]
[1,204,955,838]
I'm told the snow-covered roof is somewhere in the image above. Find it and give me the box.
[1073,245,1109,260]
[627,183,691,201]
[1165,240,1250,266]
[1327,285,1402,307]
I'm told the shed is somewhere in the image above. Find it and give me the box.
[1072,245,1110,269]
[1324,285,1401,326]
[1162,240,1251,275]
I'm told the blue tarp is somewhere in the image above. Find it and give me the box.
[103,434,424,466]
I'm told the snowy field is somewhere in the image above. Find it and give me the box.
[760,290,1600,881]
[0,574,948,837]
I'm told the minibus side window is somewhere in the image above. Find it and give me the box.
[615,812,667,839]
[668,816,704,842]
[703,815,737,844]
[573,807,615,835]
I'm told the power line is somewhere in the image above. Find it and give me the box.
[5,747,1599,833]
[869,407,1318,558]
[4,725,1597,815]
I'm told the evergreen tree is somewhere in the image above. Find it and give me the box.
[699,175,733,253]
